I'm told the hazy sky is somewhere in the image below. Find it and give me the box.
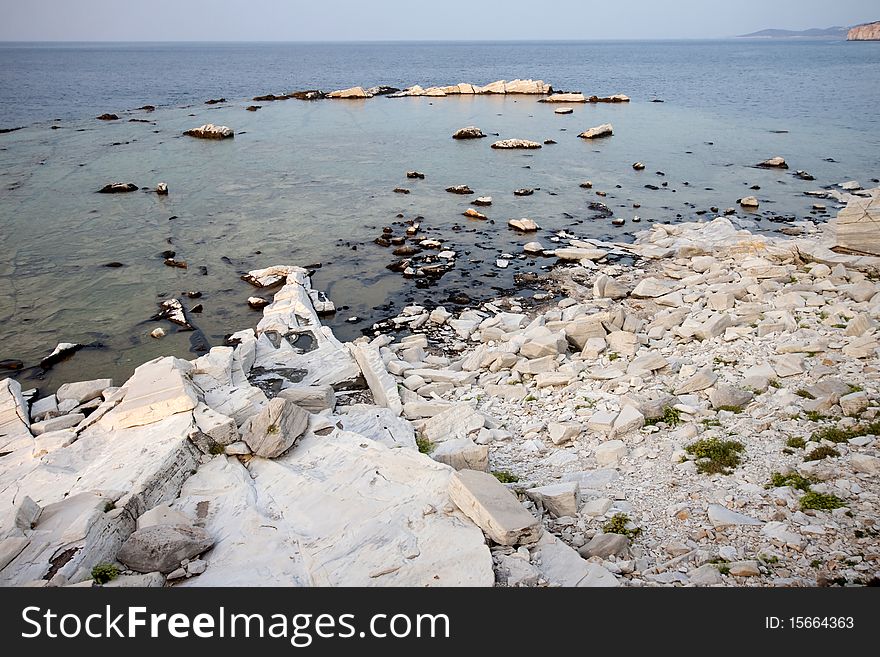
[0,0,876,41]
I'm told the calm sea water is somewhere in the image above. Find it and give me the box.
[1,40,879,391]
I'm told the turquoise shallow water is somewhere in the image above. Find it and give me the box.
[0,40,878,391]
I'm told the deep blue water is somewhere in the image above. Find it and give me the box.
[1,40,879,128]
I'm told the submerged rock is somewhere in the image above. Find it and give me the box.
[96,113,119,121]
[446,184,474,194]
[39,342,83,369]
[98,182,138,194]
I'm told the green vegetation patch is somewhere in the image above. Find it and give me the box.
[767,472,814,491]
[800,491,846,511]
[601,513,641,539]
[811,420,880,444]
[492,470,519,484]
[644,406,682,427]
[91,563,119,585]
[685,437,745,474]
[804,445,840,461]
[416,436,435,454]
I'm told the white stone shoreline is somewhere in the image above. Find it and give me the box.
[1,192,879,588]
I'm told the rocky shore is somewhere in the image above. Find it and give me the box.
[2,188,878,588]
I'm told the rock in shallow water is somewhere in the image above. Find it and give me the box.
[183,123,234,139]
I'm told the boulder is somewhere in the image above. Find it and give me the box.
[578,123,613,139]
[529,533,618,587]
[709,385,754,410]
[508,218,539,232]
[421,404,485,443]
[836,187,880,256]
[595,439,628,466]
[548,421,581,445]
[739,196,759,208]
[183,124,234,139]
[240,397,308,458]
[452,126,486,140]
[100,356,198,430]
[578,533,630,558]
[675,367,717,394]
[351,343,403,415]
[526,482,579,517]
[520,329,567,359]
[431,437,489,471]
[631,277,675,298]
[277,385,336,413]
[757,156,788,169]
[448,469,542,546]
[117,525,214,574]
[56,378,112,405]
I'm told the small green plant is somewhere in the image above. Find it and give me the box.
[601,513,641,539]
[800,491,846,511]
[209,443,226,455]
[709,558,731,575]
[795,389,816,400]
[524,395,537,402]
[832,323,847,329]
[785,436,806,449]
[701,418,721,428]
[103,501,116,512]
[804,445,840,461]
[608,352,619,361]
[716,405,744,414]
[810,559,823,569]
[848,384,863,393]
[812,420,880,444]
[768,379,781,389]
[266,423,279,434]
[685,437,745,474]
[91,563,119,584]
[492,470,519,484]
[416,436,435,454]
[767,472,814,491]
[644,406,682,427]
[760,554,780,565]
[804,411,826,423]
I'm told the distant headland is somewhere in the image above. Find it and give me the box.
[737,22,880,41]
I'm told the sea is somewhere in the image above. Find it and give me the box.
[1,40,879,390]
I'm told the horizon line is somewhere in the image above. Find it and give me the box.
[0,36,854,44]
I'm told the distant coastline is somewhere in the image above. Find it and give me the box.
[737,21,880,41]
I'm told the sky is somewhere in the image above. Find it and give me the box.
[0,0,876,41]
